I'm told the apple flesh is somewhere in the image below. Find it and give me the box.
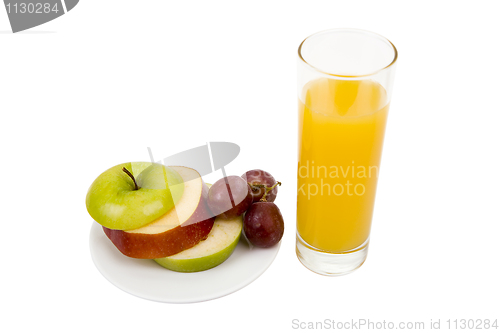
[103,166,215,259]
[86,162,184,230]
[154,214,242,272]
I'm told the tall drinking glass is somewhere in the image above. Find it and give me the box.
[296,29,397,276]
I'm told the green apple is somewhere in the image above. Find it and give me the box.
[86,162,184,230]
[103,166,215,259]
[154,214,243,272]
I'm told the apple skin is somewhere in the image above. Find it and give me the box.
[86,162,184,231]
[154,210,243,272]
[103,167,215,259]
[103,214,214,259]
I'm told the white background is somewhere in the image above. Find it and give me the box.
[1,1,499,332]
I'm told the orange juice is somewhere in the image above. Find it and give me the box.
[297,78,389,253]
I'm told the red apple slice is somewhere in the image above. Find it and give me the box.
[103,166,215,259]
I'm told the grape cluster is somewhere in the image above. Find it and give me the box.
[207,169,284,248]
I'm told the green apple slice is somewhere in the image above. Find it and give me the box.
[86,162,184,230]
[154,215,242,272]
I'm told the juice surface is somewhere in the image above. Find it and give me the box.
[297,78,389,253]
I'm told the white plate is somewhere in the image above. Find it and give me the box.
[89,221,281,303]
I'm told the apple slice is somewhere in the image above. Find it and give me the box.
[154,214,242,272]
[103,166,215,259]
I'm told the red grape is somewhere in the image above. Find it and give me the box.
[243,202,284,248]
[242,169,278,202]
[207,176,252,219]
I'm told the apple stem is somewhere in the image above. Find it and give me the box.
[122,167,139,190]
[260,181,281,202]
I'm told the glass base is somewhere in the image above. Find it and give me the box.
[296,233,369,276]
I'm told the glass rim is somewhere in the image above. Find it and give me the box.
[298,28,398,78]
